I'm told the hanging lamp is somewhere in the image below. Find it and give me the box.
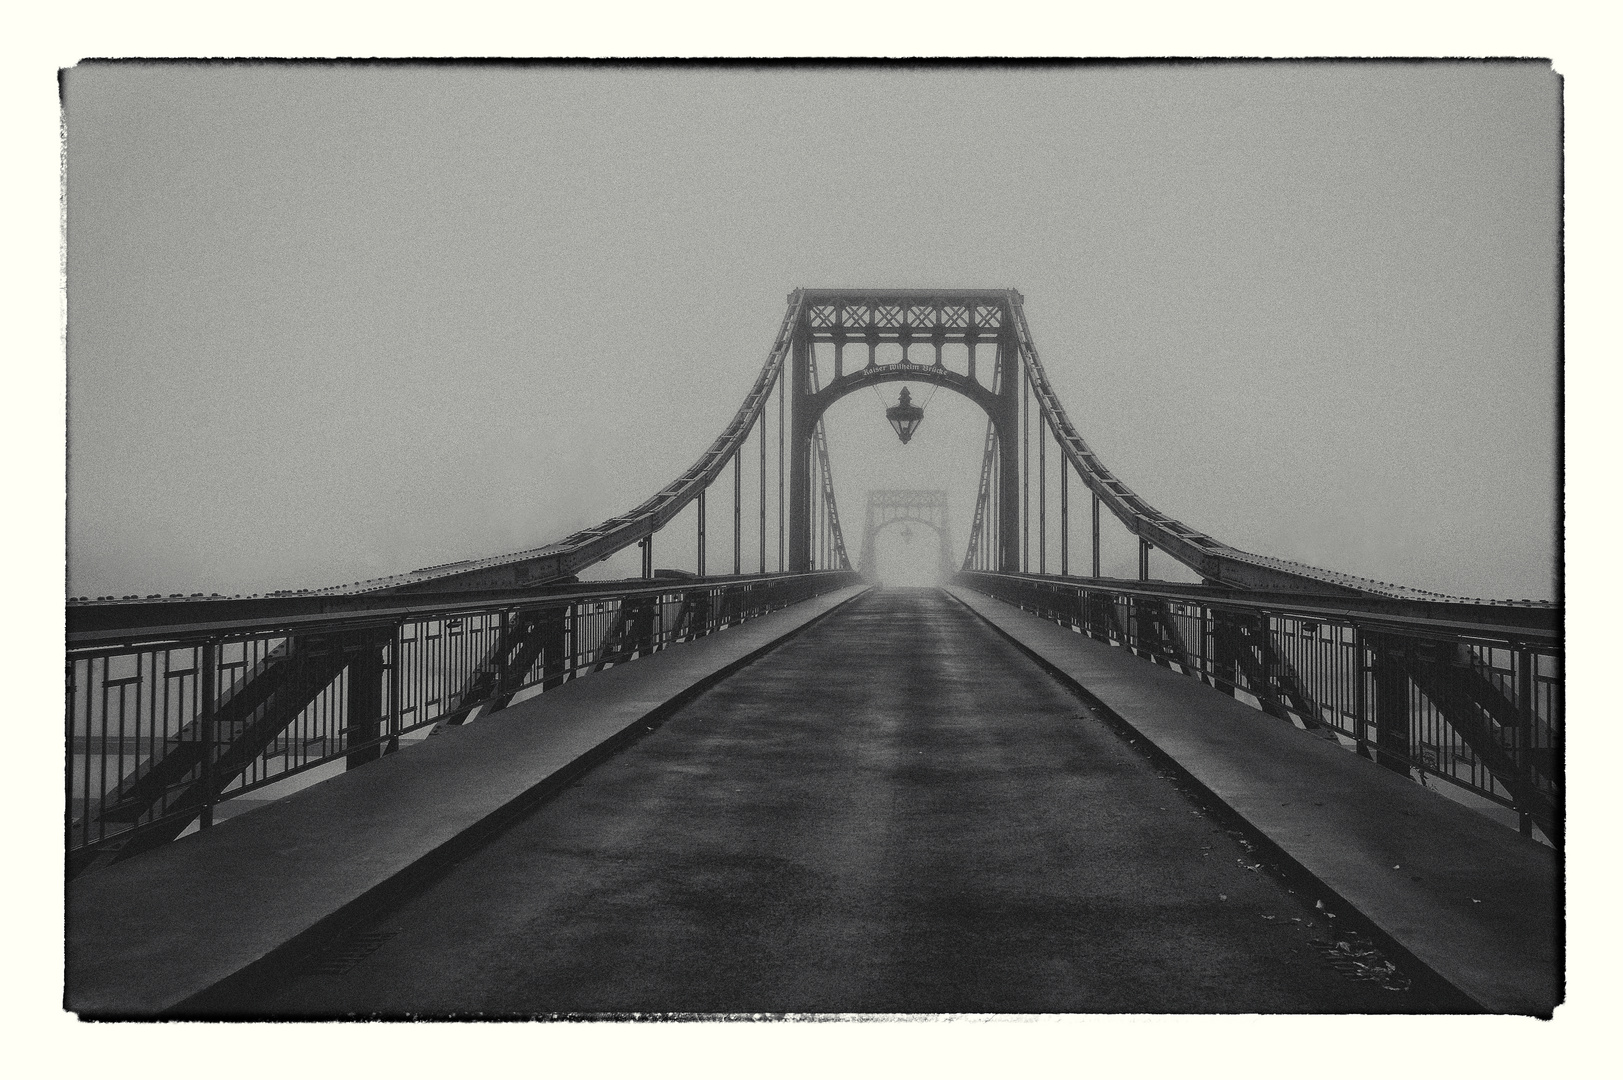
[885,387,924,444]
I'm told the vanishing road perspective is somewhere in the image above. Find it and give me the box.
[66,290,1559,1018]
[250,589,1481,1015]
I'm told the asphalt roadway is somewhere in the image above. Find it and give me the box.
[254,587,1463,1015]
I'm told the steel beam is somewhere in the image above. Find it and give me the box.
[778,369,785,572]
[1060,458,1068,576]
[1022,370,1030,573]
[1038,411,1047,574]
[788,320,812,573]
[759,410,767,573]
[733,451,742,576]
[996,330,1021,573]
[1092,493,1101,577]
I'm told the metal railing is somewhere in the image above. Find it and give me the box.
[67,571,859,876]
[957,571,1560,843]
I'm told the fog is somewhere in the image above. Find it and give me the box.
[64,62,1559,601]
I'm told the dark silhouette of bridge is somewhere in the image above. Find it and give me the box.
[65,289,1560,1017]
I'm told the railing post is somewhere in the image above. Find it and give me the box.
[1211,610,1242,698]
[344,634,387,770]
[1349,627,1374,760]
[1516,648,1535,837]
[198,638,216,830]
[385,621,402,755]
[557,603,576,685]
[496,608,512,700]
[1198,604,1210,683]
[1370,633,1414,776]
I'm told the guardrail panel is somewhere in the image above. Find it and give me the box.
[66,571,859,875]
[958,571,1561,843]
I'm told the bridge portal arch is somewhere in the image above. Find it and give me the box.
[788,291,1021,573]
[858,490,955,581]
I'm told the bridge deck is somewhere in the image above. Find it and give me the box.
[66,586,1555,1017]
[244,589,1476,1015]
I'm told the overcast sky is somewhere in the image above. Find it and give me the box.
[63,61,1558,600]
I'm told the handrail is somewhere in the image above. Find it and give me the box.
[958,570,1560,842]
[968,572,1558,643]
[67,571,841,652]
[67,570,860,876]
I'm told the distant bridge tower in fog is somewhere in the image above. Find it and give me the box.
[859,489,953,581]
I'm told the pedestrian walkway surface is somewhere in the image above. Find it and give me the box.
[66,584,867,1017]
[948,586,1559,1016]
[249,589,1473,1015]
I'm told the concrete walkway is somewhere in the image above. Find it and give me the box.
[66,584,868,1017]
[948,587,1560,1015]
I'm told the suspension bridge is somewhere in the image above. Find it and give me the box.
[65,288,1559,1018]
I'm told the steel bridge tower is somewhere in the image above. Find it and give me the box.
[788,290,1021,573]
[858,490,954,582]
